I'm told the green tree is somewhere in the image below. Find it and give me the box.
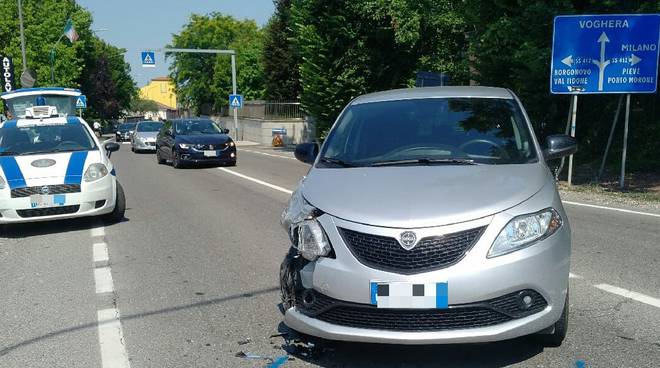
[262,0,301,100]
[80,39,137,120]
[131,98,160,114]
[291,0,469,137]
[168,13,265,114]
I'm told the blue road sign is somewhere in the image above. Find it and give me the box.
[551,14,660,94]
[141,51,156,68]
[75,95,87,109]
[229,94,243,108]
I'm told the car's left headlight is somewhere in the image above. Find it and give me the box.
[488,208,562,258]
[228,141,235,147]
[84,163,109,182]
[281,186,331,261]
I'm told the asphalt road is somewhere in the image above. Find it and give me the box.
[1,143,658,368]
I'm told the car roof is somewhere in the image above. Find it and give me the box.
[170,117,213,122]
[1,87,82,99]
[137,120,161,124]
[351,86,514,105]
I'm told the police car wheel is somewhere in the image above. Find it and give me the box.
[104,182,126,224]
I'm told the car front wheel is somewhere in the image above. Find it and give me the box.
[104,182,126,224]
[172,150,183,169]
[537,291,568,347]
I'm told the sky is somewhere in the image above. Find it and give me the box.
[77,0,275,87]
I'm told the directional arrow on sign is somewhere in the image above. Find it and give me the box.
[592,32,611,91]
[561,55,573,67]
[630,53,642,66]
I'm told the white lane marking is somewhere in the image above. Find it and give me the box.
[91,226,105,238]
[94,267,115,294]
[562,200,660,219]
[242,149,296,160]
[569,273,583,279]
[93,242,109,264]
[217,168,293,194]
[97,308,131,368]
[122,142,131,145]
[595,284,660,309]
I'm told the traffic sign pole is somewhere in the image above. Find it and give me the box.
[567,95,578,186]
[231,54,238,140]
[620,94,631,188]
[598,95,624,181]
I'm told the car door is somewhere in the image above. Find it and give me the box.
[157,121,172,158]
[163,121,176,159]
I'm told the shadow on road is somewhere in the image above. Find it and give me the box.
[0,216,129,239]
[0,286,280,358]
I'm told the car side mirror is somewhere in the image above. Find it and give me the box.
[105,142,120,157]
[294,142,319,164]
[543,134,577,161]
[223,128,230,134]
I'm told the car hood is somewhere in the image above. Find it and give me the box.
[176,134,230,144]
[301,163,550,228]
[0,150,103,187]
[135,131,158,139]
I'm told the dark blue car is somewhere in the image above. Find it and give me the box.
[156,118,237,168]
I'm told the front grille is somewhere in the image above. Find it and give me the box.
[339,226,486,274]
[297,290,547,332]
[16,205,80,218]
[192,143,228,151]
[11,184,81,198]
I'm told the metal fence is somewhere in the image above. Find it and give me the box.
[235,100,303,120]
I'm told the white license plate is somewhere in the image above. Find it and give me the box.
[29,194,66,208]
[203,150,218,157]
[370,281,448,309]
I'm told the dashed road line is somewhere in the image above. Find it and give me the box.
[93,242,109,265]
[98,308,131,368]
[242,149,296,160]
[569,272,583,279]
[217,168,293,194]
[94,266,115,294]
[594,284,660,309]
[91,225,106,238]
[562,200,660,219]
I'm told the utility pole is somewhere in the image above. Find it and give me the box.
[17,0,27,71]
[231,54,238,140]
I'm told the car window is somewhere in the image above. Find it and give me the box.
[0,123,97,155]
[137,122,163,132]
[321,98,537,166]
[174,120,222,135]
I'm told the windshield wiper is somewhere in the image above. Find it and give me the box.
[0,151,21,156]
[370,158,476,167]
[318,157,360,168]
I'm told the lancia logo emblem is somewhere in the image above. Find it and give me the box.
[399,231,417,250]
[40,186,50,195]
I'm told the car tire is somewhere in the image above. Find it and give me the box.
[104,182,126,224]
[279,248,298,312]
[172,150,183,169]
[156,149,166,164]
[538,291,568,347]
[226,160,237,167]
[131,146,135,153]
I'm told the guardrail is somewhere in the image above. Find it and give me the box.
[227,100,303,120]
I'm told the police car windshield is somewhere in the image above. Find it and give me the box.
[4,95,76,118]
[136,122,162,132]
[0,124,97,156]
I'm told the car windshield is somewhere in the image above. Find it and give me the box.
[118,123,136,132]
[136,122,162,132]
[174,120,222,135]
[4,95,77,118]
[320,98,537,166]
[0,123,97,155]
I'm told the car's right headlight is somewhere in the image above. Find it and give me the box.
[281,186,331,261]
[488,208,562,258]
[178,143,191,150]
[84,163,109,182]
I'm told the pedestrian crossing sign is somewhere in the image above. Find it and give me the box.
[75,95,87,109]
[141,51,156,68]
[229,94,243,108]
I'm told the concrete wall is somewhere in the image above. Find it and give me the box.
[215,117,315,145]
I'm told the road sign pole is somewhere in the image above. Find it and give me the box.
[17,0,27,71]
[620,94,631,189]
[231,53,238,140]
[598,95,624,181]
[567,94,578,186]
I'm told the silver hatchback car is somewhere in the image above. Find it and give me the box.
[280,86,577,347]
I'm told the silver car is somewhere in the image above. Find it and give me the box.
[131,121,162,153]
[280,86,577,347]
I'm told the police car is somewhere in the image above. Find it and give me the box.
[0,88,125,224]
